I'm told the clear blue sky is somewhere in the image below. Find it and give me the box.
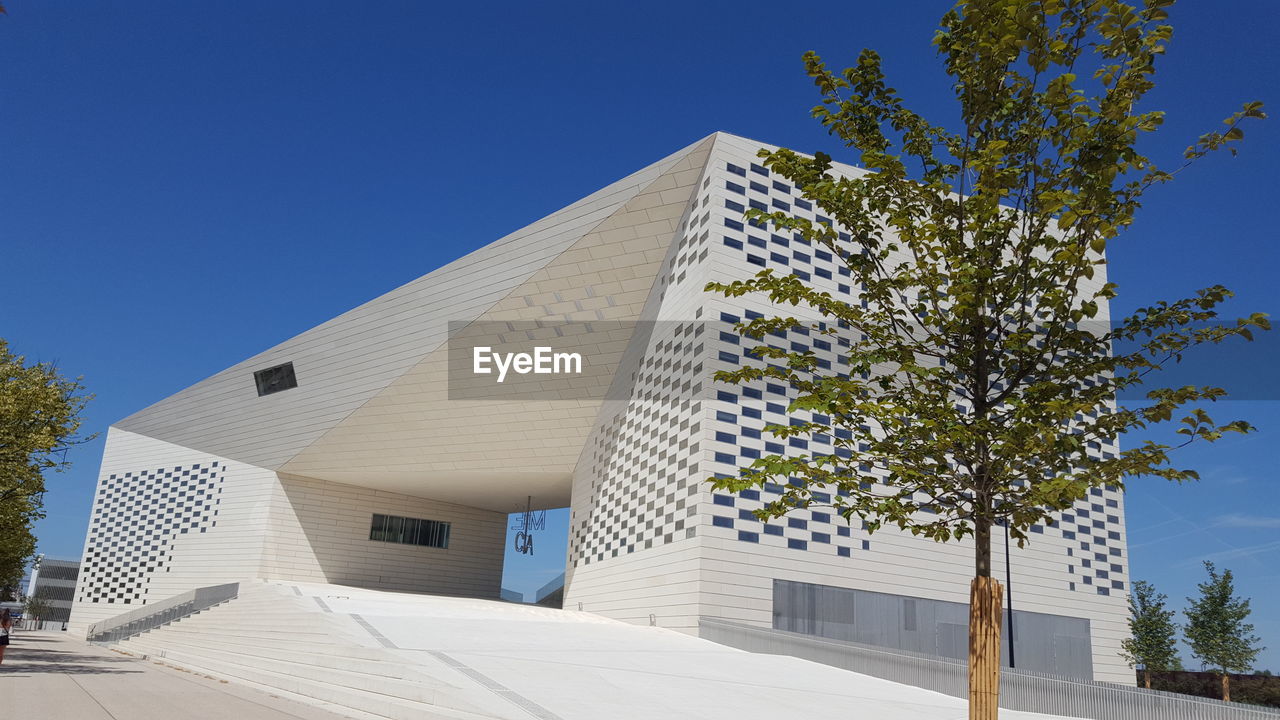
[2,1,1276,669]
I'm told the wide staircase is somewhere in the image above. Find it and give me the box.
[106,580,520,720]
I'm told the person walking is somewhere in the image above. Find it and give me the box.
[0,609,11,665]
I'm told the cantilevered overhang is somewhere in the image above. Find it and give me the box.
[115,134,717,512]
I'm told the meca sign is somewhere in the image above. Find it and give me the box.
[472,346,583,383]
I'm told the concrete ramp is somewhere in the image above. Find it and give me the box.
[115,580,1076,720]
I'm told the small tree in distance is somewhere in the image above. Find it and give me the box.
[705,1,1265,717]
[1184,561,1264,702]
[23,594,52,625]
[1120,579,1182,688]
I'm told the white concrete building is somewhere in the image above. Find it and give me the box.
[71,132,1131,683]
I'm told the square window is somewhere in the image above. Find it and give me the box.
[253,362,298,397]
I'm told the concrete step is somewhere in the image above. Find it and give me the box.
[113,642,511,720]
[156,625,347,644]
[136,628,392,660]
[124,632,452,684]
[164,613,343,631]
[121,636,465,705]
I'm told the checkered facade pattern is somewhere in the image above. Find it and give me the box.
[79,464,223,606]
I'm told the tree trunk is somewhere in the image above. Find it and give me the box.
[975,516,992,577]
[1223,672,1230,702]
[1144,670,1151,689]
[969,575,1003,720]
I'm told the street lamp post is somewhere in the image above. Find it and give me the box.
[1004,520,1016,668]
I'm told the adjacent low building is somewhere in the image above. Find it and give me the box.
[70,132,1131,682]
[27,557,80,624]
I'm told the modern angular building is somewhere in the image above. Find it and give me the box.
[70,132,1132,683]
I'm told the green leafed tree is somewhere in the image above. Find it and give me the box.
[0,338,92,590]
[704,0,1265,715]
[1120,579,1182,687]
[23,593,52,623]
[1184,561,1264,701]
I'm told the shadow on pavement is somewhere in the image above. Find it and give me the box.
[1,643,144,675]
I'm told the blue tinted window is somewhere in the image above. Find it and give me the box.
[787,539,808,551]
[727,163,746,176]
[738,531,760,543]
[713,494,735,506]
[723,237,743,250]
[726,181,745,194]
[712,516,734,528]
[763,524,784,536]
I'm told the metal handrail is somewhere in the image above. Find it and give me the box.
[86,582,239,644]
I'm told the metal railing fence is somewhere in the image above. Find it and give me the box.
[699,617,1280,720]
[86,582,239,644]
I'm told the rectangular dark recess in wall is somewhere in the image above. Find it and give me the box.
[254,362,298,397]
[369,513,451,549]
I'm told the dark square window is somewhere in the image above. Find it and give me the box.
[254,362,298,397]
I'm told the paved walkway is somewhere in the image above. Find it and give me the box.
[0,631,354,720]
